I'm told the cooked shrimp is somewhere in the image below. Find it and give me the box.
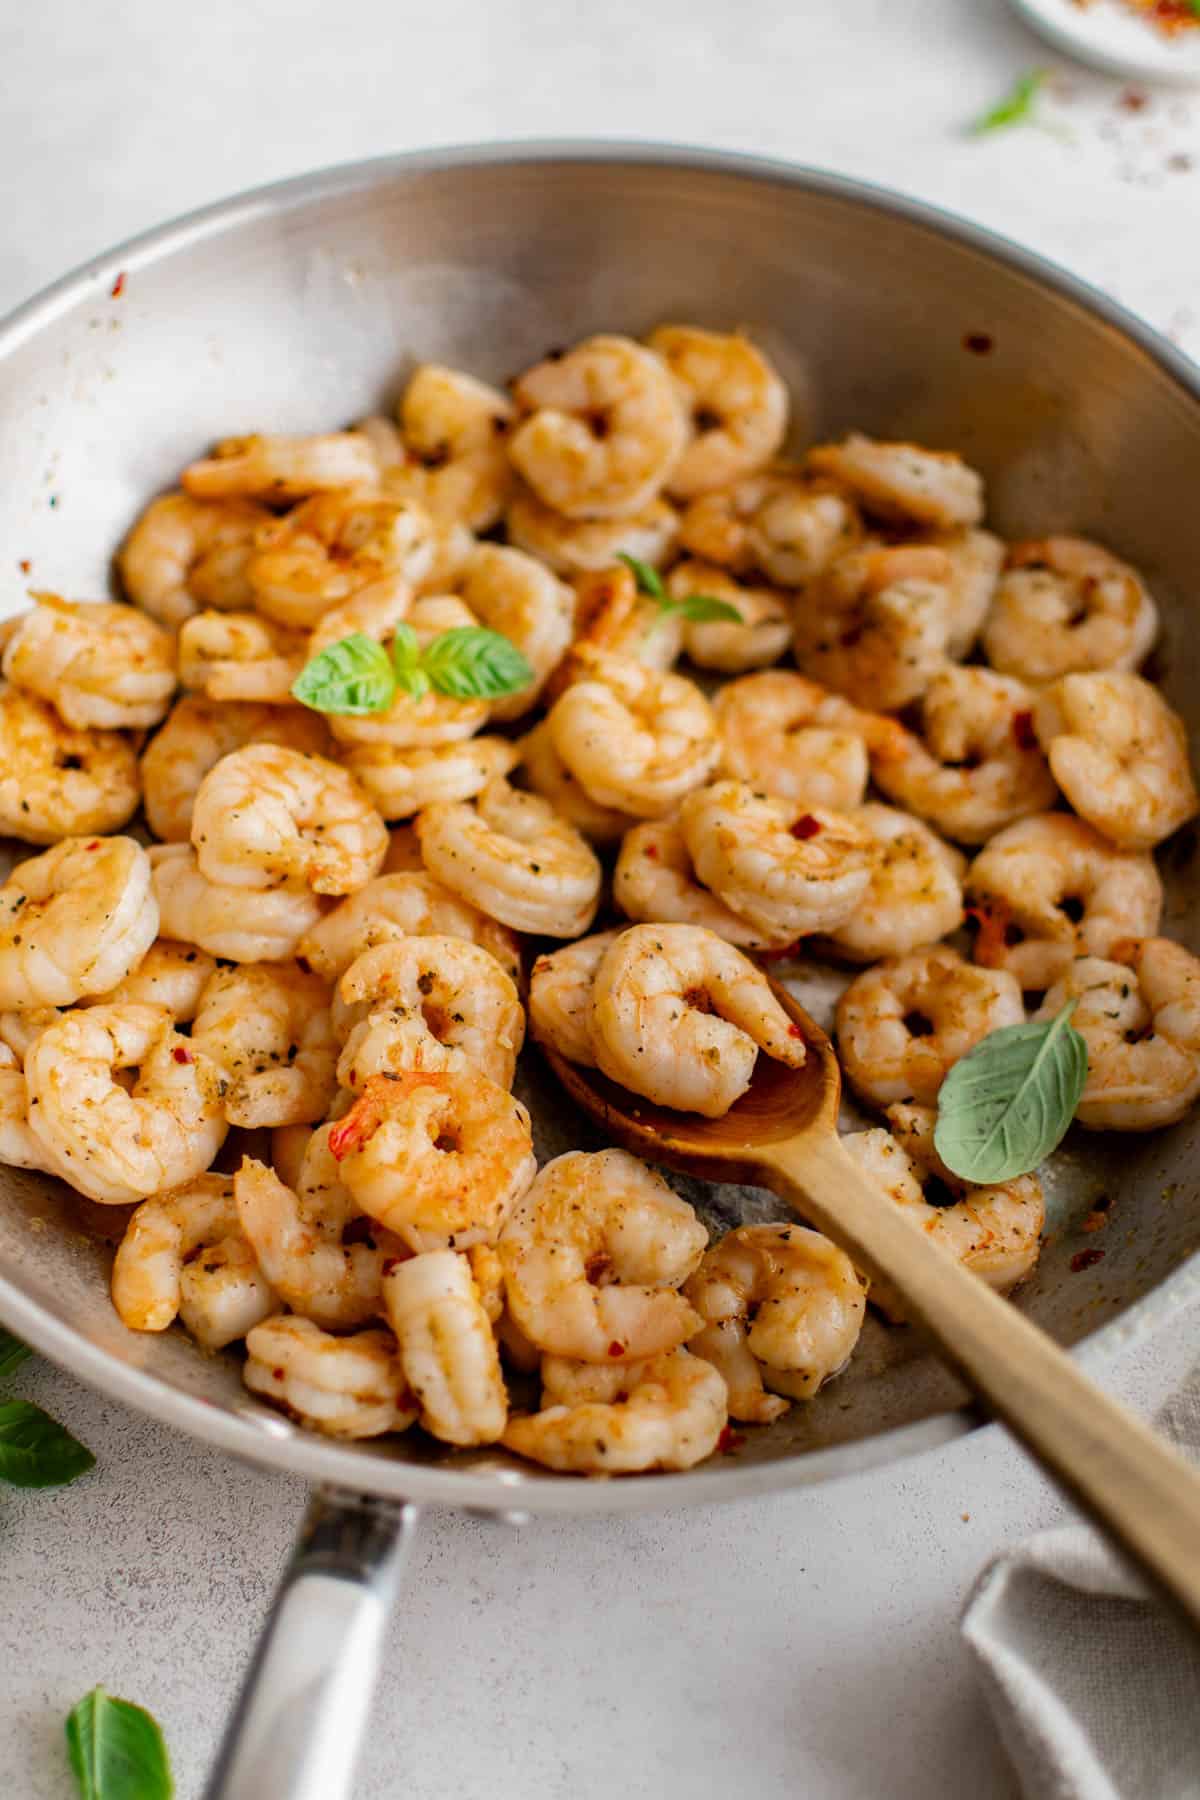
[528,931,621,1069]
[243,1314,415,1439]
[965,814,1163,990]
[497,1149,705,1362]
[678,468,862,586]
[545,647,718,818]
[685,1224,866,1421]
[295,870,520,987]
[509,334,688,519]
[0,1008,59,1067]
[931,527,1005,660]
[335,936,524,1090]
[111,1173,275,1348]
[118,491,270,627]
[84,938,216,1020]
[545,564,682,701]
[177,610,308,704]
[678,780,876,939]
[792,545,953,711]
[835,945,1024,1109]
[843,1103,1044,1319]
[0,685,140,843]
[191,962,336,1127]
[191,744,387,895]
[1033,938,1200,1131]
[344,735,519,821]
[383,364,514,532]
[182,431,378,503]
[150,843,324,964]
[983,537,1158,683]
[247,490,434,628]
[324,595,490,750]
[455,544,575,721]
[506,486,678,577]
[824,805,966,963]
[806,434,984,529]
[516,721,637,846]
[613,819,786,951]
[0,1049,57,1173]
[382,1250,508,1445]
[24,1003,227,1204]
[328,1068,536,1253]
[590,923,806,1116]
[664,560,790,673]
[713,669,892,811]
[2,595,175,731]
[416,776,602,938]
[646,326,787,499]
[140,695,331,842]
[305,573,412,661]
[235,1147,404,1329]
[1032,672,1199,852]
[870,667,1058,845]
[0,837,158,1010]
[503,1348,727,1474]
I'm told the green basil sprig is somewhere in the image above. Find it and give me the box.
[934,1002,1088,1184]
[617,553,743,629]
[66,1686,173,1800]
[971,69,1047,136]
[291,625,534,716]
[0,1328,94,1488]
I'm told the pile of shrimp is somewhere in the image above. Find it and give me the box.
[1,322,1197,1477]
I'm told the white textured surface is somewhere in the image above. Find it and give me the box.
[1,2,1199,1796]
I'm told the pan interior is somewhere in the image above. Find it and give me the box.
[1,149,1198,1508]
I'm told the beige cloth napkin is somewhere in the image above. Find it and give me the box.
[962,1372,1200,1799]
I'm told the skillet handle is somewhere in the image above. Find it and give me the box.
[202,1486,418,1800]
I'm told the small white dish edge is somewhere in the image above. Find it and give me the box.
[1008,0,1200,85]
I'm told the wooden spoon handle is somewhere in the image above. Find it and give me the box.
[763,1130,1200,1631]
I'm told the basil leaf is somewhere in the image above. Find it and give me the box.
[388,622,430,700]
[971,68,1047,135]
[0,1399,95,1488]
[421,626,535,699]
[66,1687,173,1800]
[666,593,744,625]
[934,1002,1088,1184]
[290,633,396,715]
[0,1327,31,1381]
[616,552,665,599]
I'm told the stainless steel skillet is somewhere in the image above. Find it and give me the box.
[2,143,1199,1800]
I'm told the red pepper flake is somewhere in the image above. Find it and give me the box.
[788,1023,804,1039]
[718,1426,746,1454]
[757,941,801,962]
[607,1340,625,1359]
[791,813,821,840]
[1011,709,1037,751]
[1070,1248,1106,1273]
[172,1045,194,1065]
[962,332,993,355]
[643,843,659,859]
[1119,87,1148,111]
[85,840,100,851]
[110,271,126,297]
[17,559,30,575]
[272,1366,285,1381]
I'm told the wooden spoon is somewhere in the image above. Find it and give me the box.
[544,978,1200,1629]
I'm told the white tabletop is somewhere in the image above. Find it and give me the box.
[2,3,1199,1796]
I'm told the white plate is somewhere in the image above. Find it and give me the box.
[1009,0,1200,84]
